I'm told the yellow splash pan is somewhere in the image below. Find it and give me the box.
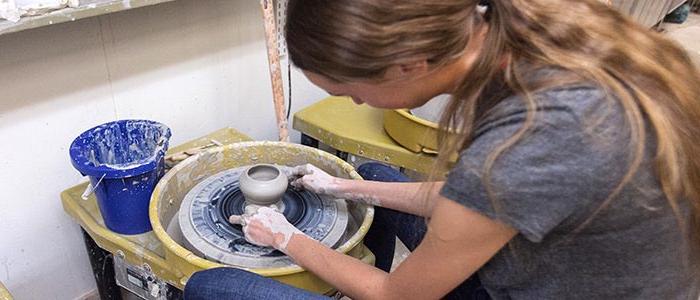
[293,96,438,174]
[150,141,375,293]
[383,109,439,154]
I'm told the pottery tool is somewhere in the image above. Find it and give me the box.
[163,139,224,168]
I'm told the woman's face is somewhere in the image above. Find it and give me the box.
[303,70,449,110]
[302,26,486,110]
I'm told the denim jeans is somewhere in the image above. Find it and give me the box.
[358,163,489,300]
[184,162,489,300]
[184,267,327,299]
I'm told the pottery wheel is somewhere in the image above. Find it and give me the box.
[178,166,349,269]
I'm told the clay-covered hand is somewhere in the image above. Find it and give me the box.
[228,207,303,252]
[288,164,344,196]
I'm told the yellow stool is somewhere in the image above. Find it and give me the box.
[293,97,437,174]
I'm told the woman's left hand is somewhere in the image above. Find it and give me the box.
[228,207,303,252]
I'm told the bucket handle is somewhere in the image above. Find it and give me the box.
[81,174,106,200]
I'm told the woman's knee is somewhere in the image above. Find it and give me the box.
[189,267,254,283]
[184,268,258,299]
[184,267,329,300]
[357,163,410,183]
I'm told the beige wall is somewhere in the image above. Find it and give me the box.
[612,0,684,27]
[0,0,327,298]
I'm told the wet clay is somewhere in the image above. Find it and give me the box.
[239,164,289,206]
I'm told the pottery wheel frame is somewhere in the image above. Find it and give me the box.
[178,166,349,269]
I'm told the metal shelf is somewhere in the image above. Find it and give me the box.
[0,0,176,36]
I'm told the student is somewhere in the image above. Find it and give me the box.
[185,0,700,299]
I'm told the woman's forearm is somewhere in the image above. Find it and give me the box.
[333,179,443,217]
[283,197,517,300]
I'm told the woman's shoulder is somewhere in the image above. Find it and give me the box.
[446,83,635,243]
[475,82,624,143]
[496,83,611,118]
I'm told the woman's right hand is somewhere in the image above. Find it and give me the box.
[288,163,383,207]
[288,164,344,196]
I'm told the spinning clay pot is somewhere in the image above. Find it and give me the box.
[239,164,288,206]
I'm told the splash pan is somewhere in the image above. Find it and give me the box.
[150,141,374,287]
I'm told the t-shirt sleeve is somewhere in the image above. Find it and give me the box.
[440,88,624,242]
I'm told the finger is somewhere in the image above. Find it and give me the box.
[287,173,302,183]
[258,206,277,214]
[292,164,313,176]
[228,215,245,225]
[290,178,304,189]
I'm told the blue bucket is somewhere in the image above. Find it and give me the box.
[69,120,171,235]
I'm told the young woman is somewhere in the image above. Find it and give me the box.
[185,0,700,299]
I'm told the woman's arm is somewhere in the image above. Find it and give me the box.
[334,179,443,217]
[290,164,442,217]
[233,196,516,299]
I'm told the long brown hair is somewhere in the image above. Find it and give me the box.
[286,0,700,256]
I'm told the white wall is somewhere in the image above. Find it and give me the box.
[0,0,328,298]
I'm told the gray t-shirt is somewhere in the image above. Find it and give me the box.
[440,85,698,299]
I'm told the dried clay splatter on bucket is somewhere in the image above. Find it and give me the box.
[83,120,169,170]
